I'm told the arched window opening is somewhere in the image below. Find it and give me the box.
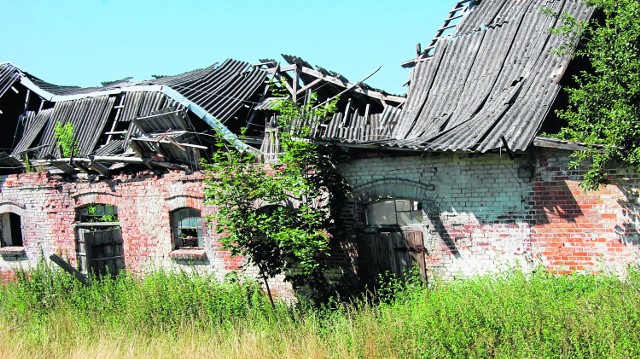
[1,212,23,247]
[171,208,203,249]
[75,204,123,276]
[365,199,424,229]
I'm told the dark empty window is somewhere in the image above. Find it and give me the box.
[171,208,203,249]
[365,199,423,228]
[1,213,23,247]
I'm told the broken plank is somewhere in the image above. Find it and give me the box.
[87,161,111,177]
[49,254,89,286]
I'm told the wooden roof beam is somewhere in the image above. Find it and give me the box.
[298,67,405,104]
[43,155,76,174]
[87,161,111,177]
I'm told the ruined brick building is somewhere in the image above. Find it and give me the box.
[0,0,637,290]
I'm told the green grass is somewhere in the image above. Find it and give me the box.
[1,263,640,358]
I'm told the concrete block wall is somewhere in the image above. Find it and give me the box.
[338,149,640,280]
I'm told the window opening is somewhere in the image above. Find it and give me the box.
[77,204,118,223]
[1,213,23,247]
[75,204,123,276]
[171,208,203,249]
[365,199,424,228]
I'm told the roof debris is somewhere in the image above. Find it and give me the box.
[0,55,395,176]
[0,0,597,176]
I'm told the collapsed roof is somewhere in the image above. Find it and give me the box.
[0,0,596,177]
[314,0,594,153]
[0,56,401,175]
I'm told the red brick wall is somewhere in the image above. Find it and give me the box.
[531,154,640,275]
[1,147,639,292]
[0,170,299,294]
[338,149,640,280]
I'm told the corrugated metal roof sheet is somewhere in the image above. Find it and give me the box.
[12,108,53,155]
[131,131,201,165]
[35,96,116,157]
[92,139,125,156]
[133,108,193,133]
[1,58,268,160]
[308,106,404,143]
[376,0,593,152]
[167,59,267,123]
[0,64,21,98]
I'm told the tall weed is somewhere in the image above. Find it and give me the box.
[2,263,640,358]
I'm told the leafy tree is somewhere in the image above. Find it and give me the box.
[551,0,640,189]
[202,94,345,304]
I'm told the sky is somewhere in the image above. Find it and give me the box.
[1,1,457,95]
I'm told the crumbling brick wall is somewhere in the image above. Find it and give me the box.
[337,148,640,280]
[530,150,640,276]
[0,170,292,297]
[2,146,639,293]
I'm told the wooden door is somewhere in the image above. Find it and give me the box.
[77,227,125,276]
[358,229,426,285]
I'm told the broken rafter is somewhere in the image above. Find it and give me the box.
[44,154,76,174]
[87,161,111,177]
[401,0,474,68]
[106,95,126,145]
[297,66,404,104]
[41,155,189,173]
[313,67,382,109]
[264,62,404,105]
[88,155,188,169]
[296,78,323,95]
[131,137,207,150]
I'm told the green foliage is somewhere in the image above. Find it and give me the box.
[86,204,117,223]
[23,153,32,173]
[202,93,346,300]
[541,6,589,56]
[551,0,640,189]
[3,265,640,357]
[1,262,273,336]
[53,122,78,158]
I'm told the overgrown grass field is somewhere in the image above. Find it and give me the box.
[1,263,639,358]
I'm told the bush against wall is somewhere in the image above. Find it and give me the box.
[202,95,347,303]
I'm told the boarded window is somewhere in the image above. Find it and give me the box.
[1,213,23,247]
[171,208,203,249]
[365,199,423,228]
